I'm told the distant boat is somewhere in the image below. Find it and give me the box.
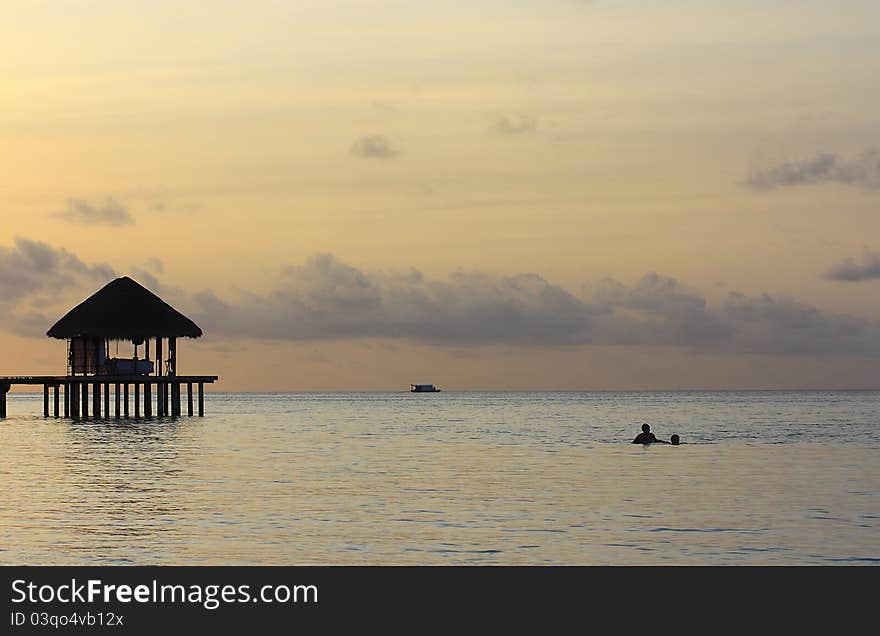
[411,384,441,393]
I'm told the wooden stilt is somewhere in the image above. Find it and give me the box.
[93,382,101,419]
[0,383,9,419]
[71,383,80,419]
[157,337,163,377]
[54,384,60,417]
[43,384,49,417]
[82,382,89,419]
[198,382,204,416]
[104,382,109,418]
[64,383,70,418]
[134,383,140,419]
[70,382,81,420]
[187,382,193,416]
[115,383,121,419]
[145,382,152,418]
[169,337,177,376]
[123,383,129,418]
[164,380,170,415]
[172,382,181,416]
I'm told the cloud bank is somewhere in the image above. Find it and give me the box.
[186,254,880,357]
[745,149,880,190]
[3,242,877,359]
[826,249,880,282]
[52,197,134,226]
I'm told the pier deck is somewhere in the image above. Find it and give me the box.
[0,375,218,419]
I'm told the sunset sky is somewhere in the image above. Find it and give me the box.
[2,0,880,389]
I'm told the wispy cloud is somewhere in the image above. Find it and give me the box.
[351,135,399,159]
[826,249,880,282]
[493,114,538,136]
[52,197,134,226]
[745,149,880,190]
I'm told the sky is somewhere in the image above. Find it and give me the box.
[2,0,880,390]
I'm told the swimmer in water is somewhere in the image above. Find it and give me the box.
[632,424,679,445]
[632,423,661,444]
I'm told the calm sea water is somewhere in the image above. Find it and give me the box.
[0,391,877,565]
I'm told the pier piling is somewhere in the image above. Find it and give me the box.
[172,382,181,416]
[187,382,193,416]
[71,383,80,419]
[43,384,49,417]
[54,384,60,418]
[145,382,152,418]
[0,383,9,419]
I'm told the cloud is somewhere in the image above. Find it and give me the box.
[825,249,880,282]
[0,238,114,302]
[351,135,399,159]
[589,273,732,347]
[191,255,598,346]
[0,237,115,336]
[493,114,538,136]
[712,292,871,356]
[127,267,162,293]
[6,243,877,359]
[745,149,880,190]
[51,197,134,226]
[186,254,880,357]
[126,259,166,293]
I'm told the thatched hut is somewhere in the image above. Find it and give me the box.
[1,277,216,419]
[47,276,201,377]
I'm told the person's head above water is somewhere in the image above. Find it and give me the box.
[670,434,680,445]
[641,423,650,433]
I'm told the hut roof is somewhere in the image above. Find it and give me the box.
[47,276,203,340]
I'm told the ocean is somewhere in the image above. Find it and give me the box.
[0,391,877,565]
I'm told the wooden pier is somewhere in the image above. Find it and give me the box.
[0,375,217,420]
[1,276,219,420]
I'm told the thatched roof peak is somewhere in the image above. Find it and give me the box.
[47,276,202,340]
